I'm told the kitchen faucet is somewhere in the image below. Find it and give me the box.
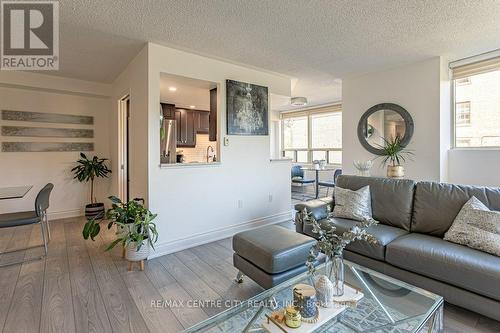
[206,145,215,163]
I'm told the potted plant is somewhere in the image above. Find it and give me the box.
[376,136,413,178]
[71,153,111,219]
[302,207,378,297]
[82,196,159,264]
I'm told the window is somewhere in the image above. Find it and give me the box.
[451,56,500,148]
[455,102,471,126]
[281,105,342,164]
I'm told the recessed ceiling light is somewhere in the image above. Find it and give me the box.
[168,87,177,92]
[291,97,308,106]
[189,105,195,109]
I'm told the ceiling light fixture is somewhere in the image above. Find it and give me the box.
[291,97,308,106]
[168,87,177,91]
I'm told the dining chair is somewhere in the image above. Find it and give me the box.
[0,183,53,267]
[318,169,342,196]
[291,165,315,200]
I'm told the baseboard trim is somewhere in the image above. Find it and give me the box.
[48,209,83,220]
[149,210,294,259]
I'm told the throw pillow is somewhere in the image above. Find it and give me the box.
[333,186,373,222]
[444,196,500,256]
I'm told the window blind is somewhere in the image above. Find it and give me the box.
[451,56,500,80]
[280,104,342,119]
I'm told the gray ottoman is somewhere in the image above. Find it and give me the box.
[232,225,317,289]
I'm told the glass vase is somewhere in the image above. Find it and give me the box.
[326,253,344,296]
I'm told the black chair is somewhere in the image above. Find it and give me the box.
[0,183,53,267]
[291,165,315,200]
[318,169,342,196]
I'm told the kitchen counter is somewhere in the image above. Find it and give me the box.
[159,162,222,169]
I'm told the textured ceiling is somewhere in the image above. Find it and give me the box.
[54,0,500,109]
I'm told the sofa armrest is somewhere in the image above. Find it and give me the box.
[294,197,333,234]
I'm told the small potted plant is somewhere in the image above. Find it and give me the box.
[71,153,111,219]
[376,136,413,178]
[302,207,378,297]
[82,196,159,269]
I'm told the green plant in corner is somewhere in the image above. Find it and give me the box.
[72,153,111,219]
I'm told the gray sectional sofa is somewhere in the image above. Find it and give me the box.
[295,175,500,321]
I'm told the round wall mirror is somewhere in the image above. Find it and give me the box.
[357,103,414,155]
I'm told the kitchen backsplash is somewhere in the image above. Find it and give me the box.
[180,134,217,163]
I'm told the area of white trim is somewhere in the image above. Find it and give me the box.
[148,210,294,259]
[48,208,83,220]
[449,48,500,68]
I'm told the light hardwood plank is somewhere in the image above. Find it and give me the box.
[121,270,183,333]
[0,225,32,331]
[216,238,232,251]
[3,225,45,333]
[84,224,150,333]
[65,222,113,333]
[157,254,222,317]
[144,259,208,328]
[175,249,260,302]
[40,221,76,333]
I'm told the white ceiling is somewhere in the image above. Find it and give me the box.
[53,0,500,110]
[160,73,216,110]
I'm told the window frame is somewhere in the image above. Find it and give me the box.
[451,54,500,150]
[280,107,342,164]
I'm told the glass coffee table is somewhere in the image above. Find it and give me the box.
[184,260,443,333]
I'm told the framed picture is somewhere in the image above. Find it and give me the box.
[226,79,268,135]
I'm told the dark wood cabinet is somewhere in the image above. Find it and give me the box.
[175,108,196,147]
[161,103,175,119]
[161,102,213,147]
[209,88,217,141]
[195,111,209,134]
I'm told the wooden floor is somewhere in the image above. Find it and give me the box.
[0,216,499,333]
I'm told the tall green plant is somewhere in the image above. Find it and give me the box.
[376,136,414,167]
[71,153,111,203]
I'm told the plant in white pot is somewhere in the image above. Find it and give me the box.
[376,136,413,178]
[82,196,159,270]
[71,153,111,219]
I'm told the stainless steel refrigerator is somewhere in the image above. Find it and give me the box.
[161,119,177,164]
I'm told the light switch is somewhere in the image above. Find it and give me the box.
[224,136,229,146]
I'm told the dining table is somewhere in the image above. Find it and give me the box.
[0,185,33,200]
[300,166,337,198]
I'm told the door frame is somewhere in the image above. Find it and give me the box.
[118,95,130,202]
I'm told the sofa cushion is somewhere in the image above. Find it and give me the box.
[302,217,408,261]
[386,233,500,301]
[333,186,373,222]
[232,225,315,274]
[444,196,500,256]
[336,175,415,231]
[412,182,500,237]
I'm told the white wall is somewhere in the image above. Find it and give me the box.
[448,150,500,186]
[0,72,111,218]
[342,57,443,181]
[110,46,149,203]
[146,43,293,256]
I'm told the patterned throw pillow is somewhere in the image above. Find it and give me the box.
[444,196,500,256]
[333,186,373,222]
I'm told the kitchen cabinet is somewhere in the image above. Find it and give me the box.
[209,88,217,141]
[175,108,196,147]
[195,111,209,134]
[161,103,175,119]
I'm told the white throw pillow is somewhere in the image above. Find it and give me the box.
[444,196,500,256]
[333,185,373,222]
